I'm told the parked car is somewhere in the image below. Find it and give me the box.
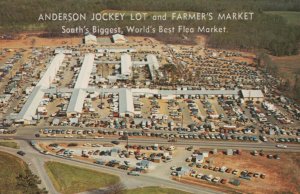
[111,141,120,145]
[128,171,140,176]
[17,151,26,156]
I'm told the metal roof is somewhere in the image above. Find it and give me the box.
[17,54,65,121]
[121,53,132,76]
[74,54,94,89]
[67,89,87,113]
[241,90,264,98]
[119,88,134,115]
[112,34,126,42]
[16,86,44,120]
[37,54,65,88]
[146,54,159,80]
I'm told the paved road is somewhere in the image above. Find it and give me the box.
[0,140,222,194]
[1,126,299,194]
[0,142,59,194]
[2,134,300,152]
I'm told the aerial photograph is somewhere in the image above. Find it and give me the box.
[0,0,299,194]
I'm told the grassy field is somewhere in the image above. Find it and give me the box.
[0,151,29,194]
[271,54,300,83]
[0,141,19,149]
[265,11,300,25]
[45,161,120,194]
[126,187,191,194]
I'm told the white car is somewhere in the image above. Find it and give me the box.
[171,171,177,176]
[196,173,204,179]
[276,144,287,149]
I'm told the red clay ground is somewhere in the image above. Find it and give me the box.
[178,150,300,194]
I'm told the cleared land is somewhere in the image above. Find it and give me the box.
[125,186,191,194]
[0,141,19,149]
[265,11,300,25]
[180,151,300,194]
[271,54,300,77]
[0,33,81,48]
[271,54,300,92]
[0,151,30,194]
[45,161,120,194]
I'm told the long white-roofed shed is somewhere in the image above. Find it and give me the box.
[37,53,65,88]
[74,53,95,89]
[120,53,132,76]
[241,90,264,102]
[66,54,95,117]
[146,54,159,80]
[16,54,65,122]
[119,88,135,117]
[66,89,87,117]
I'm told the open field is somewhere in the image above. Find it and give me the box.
[182,150,300,194]
[270,54,300,91]
[265,11,300,26]
[0,141,19,149]
[125,186,191,194]
[0,151,30,194]
[45,161,120,194]
[271,54,300,77]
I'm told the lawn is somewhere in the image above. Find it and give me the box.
[0,151,29,194]
[45,161,120,194]
[125,187,191,194]
[0,141,19,149]
[265,11,300,25]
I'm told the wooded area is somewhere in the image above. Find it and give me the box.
[0,0,299,56]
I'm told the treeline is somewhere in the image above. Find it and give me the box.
[0,0,300,56]
[208,13,300,56]
[1,0,299,27]
[257,52,300,101]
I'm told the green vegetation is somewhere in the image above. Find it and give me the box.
[266,11,300,25]
[0,141,19,149]
[256,51,300,101]
[271,55,300,101]
[0,0,300,56]
[0,151,46,194]
[125,186,191,194]
[45,161,120,194]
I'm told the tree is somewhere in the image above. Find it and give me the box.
[105,182,126,194]
[16,169,47,194]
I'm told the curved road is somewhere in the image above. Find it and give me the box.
[0,140,222,194]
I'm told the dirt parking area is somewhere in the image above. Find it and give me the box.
[184,150,300,194]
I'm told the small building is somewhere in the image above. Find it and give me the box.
[212,149,218,154]
[201,151,209,157]
[69,117,78,125]
[176,166,190,176]
[269,128,275,135]
[152,156,161,163]
[54,48,72,55]
[84,34,97,45]
[52,118,60,126]
[241,90,264,102]
[110,148,119,157]
[192,155,204,163]
[138,160,150,169]
[226,149,233,156]
[112,34,126,44]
